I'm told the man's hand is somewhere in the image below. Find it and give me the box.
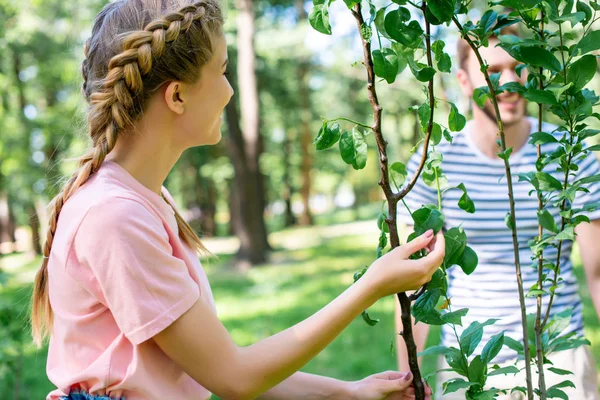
[348,371,433,400]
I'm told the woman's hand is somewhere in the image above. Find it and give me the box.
[348,371,433,400]
[363,230,445,299]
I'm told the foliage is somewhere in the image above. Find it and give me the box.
[309,0,600,398]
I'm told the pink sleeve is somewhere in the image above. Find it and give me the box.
[73,197,200,345]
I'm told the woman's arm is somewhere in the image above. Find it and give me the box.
[258,370,422,400]
[154,231,444,399]
[257,372,350,400]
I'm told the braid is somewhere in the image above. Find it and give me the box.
[31,1,215,347]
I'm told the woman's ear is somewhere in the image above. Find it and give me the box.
[164,81,185,115]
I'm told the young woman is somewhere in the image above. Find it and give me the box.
[30,1,444,399]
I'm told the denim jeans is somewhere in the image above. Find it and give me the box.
[60,390,126,400]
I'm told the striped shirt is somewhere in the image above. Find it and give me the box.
[397,117,600,363]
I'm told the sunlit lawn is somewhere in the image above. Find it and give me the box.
[1,219,599,398]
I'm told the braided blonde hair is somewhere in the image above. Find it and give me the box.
[31,0,224,347]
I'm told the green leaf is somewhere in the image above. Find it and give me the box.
[555,12,586,27]
[577,1,593,24]
[412,205,445,235]
[309,4,332,35]
[488,365,520,376]
[549,380,576,390]
[555,225,575,241]
[443,379,476,394]
[360,23,372,41]
[444,227,467,266]
[503,336,524,353]
[315,122,341,150]
[568,55,597,92]
[443,128,453,143]
[574,31,600,56]
[374,8,391,40]
[352,128,367,170]
[390,162,407,189]
[576,173,600,186]
[478,9,498,34]
[546,309,572,339]
[507,46,562,72]
[385,12,423,48]
[473,87,490,108]
[353,266,367,283]
[413,288,440,316]
[546,388,568,400]
[529,131,558,145]
[473,390,500,400]
[361,310,379,326]
[460,319,498,357]
[505,212,515,230]
[548,367,574,376]
[427,0,456,23]
[418,103,431,130]
[373,48,399,84]
[418,345,454,357]
[428,268,448,293]
[525,89,558,105]
[536,172,563,191]
[497,147,513,161]
[457,183,475,213]
[499,81,526,94]
[438,53,451,73]
[481,332,504,363]
[412,288,445,325]
[441,308,469,326]
[459,246,478,275]
[339,128,368,170]
[538,209,559,233]
[449,103,466,132]
[431,123,442,146]
[377,211,389,233]
[468,355,486,386]
[445,348,469,377]
[339,130,355,164]
[407,56,436,82]
[343,0,360,8]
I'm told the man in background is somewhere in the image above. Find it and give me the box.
[395,28,600,399]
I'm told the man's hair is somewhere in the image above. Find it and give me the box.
[457,23,520,71]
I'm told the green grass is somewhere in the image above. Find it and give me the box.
[1,224,599,398]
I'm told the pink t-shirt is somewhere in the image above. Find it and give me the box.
[46,161,215,400]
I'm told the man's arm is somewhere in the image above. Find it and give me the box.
[575,219,600,318]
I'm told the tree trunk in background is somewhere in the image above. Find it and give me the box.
[12,47,41,255]
[296,0,314,226]
[225,3,270,266]
[282,128,296,227]
[27,204,41,255]
[197,175,216,237]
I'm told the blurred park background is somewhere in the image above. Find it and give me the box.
[1,0,600,397]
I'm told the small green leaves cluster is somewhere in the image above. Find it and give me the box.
[314,120,369,170]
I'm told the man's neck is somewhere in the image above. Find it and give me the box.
[469,111,531,160]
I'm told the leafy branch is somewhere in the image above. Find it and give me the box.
[451,14,534,400]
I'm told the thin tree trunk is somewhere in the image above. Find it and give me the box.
[296,0,313,226]
[282,128,296,227]
[27,203,41,255]
[12,48,42,256]
[224,13,270,266]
